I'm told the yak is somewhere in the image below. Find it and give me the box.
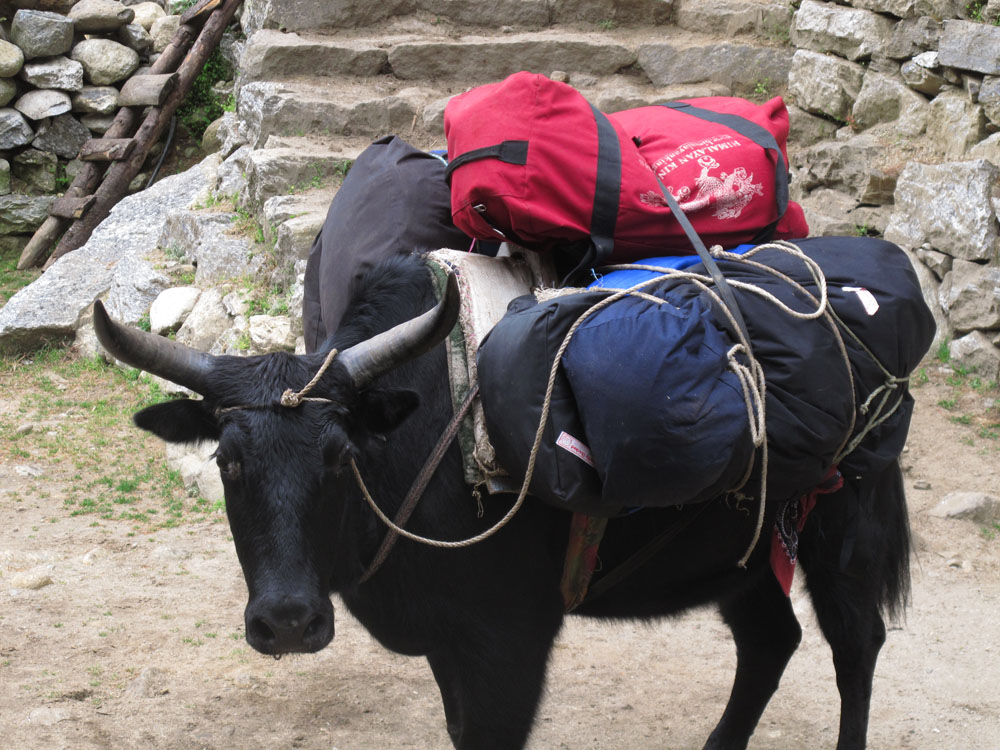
[93,253,911,750]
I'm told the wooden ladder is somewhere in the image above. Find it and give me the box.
[17,0,243,271]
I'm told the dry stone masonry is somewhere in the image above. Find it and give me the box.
[0,0,168,252]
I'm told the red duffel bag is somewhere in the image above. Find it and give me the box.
[443,72,808,265]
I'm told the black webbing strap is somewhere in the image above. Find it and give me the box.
[656,176,751,344]
[588,105,621,267]
[661,101,789,243]
[443,140,529,183]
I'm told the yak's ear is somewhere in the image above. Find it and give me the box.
[133,399,220,443]
[358,388,420,435]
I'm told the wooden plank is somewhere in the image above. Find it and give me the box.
[50,194,96,219]
[117,73,179,107]
[79,138,137,162]
[180,0,221,24]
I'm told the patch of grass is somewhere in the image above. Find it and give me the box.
[937,398,957,410]
[936,338,951,364]
[1,245,42,307]
[176,48,232,142]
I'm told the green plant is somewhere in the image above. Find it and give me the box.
[597,18,617,31]
[936,338,951,363]
[937,397,957,410]
[753,78,771,100]
[176,49,232,141]
[966,0,986,20]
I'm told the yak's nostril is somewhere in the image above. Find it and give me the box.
[303,614,325,640]
[248,616,276,646]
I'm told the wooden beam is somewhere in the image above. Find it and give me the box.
[181,0,222,24]
[79,138,137,162]
[44,0,243,270]
[117,73,179,107]
[50,195,97,219]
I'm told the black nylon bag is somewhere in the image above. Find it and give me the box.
[477,292,608,514]
[303,136,470,352]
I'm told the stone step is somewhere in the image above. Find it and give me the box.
[239,79,448,149]
[241,142,362,209]
[241,0,672,36]
[673,0,794,41]
[239,26,791,97]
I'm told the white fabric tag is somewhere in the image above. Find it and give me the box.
[556,431,595,467]
[843,286,879,316]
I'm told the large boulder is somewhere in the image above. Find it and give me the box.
[926,89,988,159]
[884,159,999,262]
[71,86,120,115]
[10,9,75,60]
[939,259,1000,333]
[638,40,791,95]
[31,113,91,159]
[0,194,55,233]
[12,148,57,192]
[851,71,929,134]
[947,333,1000,383]
[791,135,897,204]
[0,155,220,353]
[0,108,35,149]
[71,38,140,85]
[938,20,1000,76]
[787,49,865,121]
[980,75,1000,128]
[18,56,85,91]
[791,0,895,61]
[0,40,25,77]
[69,0,135,32]
[14,89,72,120]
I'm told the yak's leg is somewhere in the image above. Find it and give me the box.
[704,569,802,750]
[426,620,559,750]
[799,524,887,749]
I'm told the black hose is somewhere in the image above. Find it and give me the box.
[145,114,178,190]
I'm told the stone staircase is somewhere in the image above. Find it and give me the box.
[228,0,797,265]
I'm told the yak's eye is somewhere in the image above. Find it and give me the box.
[320,427,355,475]
[214,454,242,482]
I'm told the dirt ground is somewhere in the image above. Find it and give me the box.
[1,358,999,750]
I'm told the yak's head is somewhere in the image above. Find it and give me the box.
[93,271,458,656]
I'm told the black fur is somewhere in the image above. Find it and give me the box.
[134,254,911,750]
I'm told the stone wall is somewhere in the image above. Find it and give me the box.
[0,0,176,254]
[783,0,1000,379]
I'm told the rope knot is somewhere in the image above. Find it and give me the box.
[280,389,303,408]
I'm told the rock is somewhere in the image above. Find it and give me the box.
[915,247,952,280]
[215,142,250,196]
[637,40,791,96]
[900,59,949,97]
[158,210,260,285]
[787,104,840,146]
[18,55,84,91]
[69,0,136,32]
[0,79,17,108]
[948,332,1000,382]
[904,249,951,352]
[791,0,895,62]
[884,159,999,261]
[130,1,165,30]
[249,314,296,353]
[31,113,90,159]
[0,108,35,149]
[851,71,928,134]
[124,667,168,699]
[12,148,57,192]
[1,156,219,353]
[71,86,120,115]
[928,492,1000,524]
[926,89,988,159]
[939,20,1000,76]
[0,39,25,77]
[980,76,1000,129]
[149,15,181,54]
[174,287,230,351]
[940,259,1000,333]
[14,89,71,120]
[798,188,858,236]
[15,422,35,435]
[200,116,226,153]
[81,547,107,564]
[913,479,931,490]
[0,194,54,234]
[215,112,247,160]
[71,38,140,85]
[149,286,200,334]
[118,23,153,55]
[968,132,1000,168]
[791,136,896,204]
[9,570,53,589]
[0,159,9,195]
[239,29,387,82]
[11,9,75,60]
[390,35,635,82]
[787,49,865,122]
[884,16,942,59]
[80,114,115,134]
[26,706,68,726]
